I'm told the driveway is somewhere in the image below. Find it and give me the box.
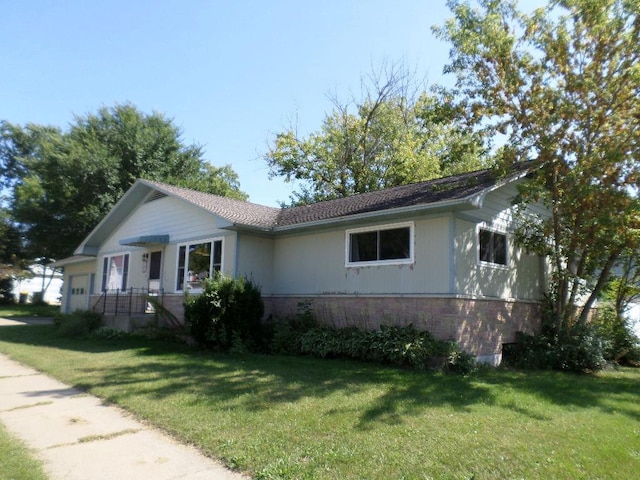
[0,317,55,326]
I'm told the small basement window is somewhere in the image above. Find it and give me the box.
[479,228,507,266]
[346,222,414,266]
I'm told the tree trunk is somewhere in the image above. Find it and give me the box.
[577,250,620,326]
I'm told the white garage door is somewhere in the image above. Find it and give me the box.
[68,275,89,312]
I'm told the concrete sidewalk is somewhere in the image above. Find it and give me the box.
[0,352,247,480]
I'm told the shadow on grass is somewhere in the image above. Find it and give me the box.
[481,368,640,422]
[1,324,638,428]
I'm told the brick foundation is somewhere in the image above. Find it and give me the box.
[263,295,541,362]
[91,293,541,364]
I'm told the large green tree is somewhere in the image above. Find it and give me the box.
[436,0,640,331]
[264,64,487,205]
[2,104,247,263]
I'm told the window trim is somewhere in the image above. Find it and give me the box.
[345,222,414,267]
[100,252,130,292]
[175,237,224,292]
[477,226,509,268]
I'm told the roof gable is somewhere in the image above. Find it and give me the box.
[139,180,281,229]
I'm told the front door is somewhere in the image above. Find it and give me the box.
[148,251,162,292]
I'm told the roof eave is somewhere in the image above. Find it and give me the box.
[466,169,529,209]
[271,197,479,233]
[221,223,277,236]
[54,255,96,267]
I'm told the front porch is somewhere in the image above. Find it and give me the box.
[91,288,184,331]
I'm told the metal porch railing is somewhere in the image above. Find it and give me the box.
[93,288,165,316]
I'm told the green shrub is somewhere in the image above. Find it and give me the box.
[507,323,607,373]
[592,304,640,365]
[184,274,264,351]
[445,346,479,375]
[183,287,216,344]
[54,310,103,337]
[297,323,476,374]
[132,326,189,343]
[267,301,319,355]
[91,326,129,340]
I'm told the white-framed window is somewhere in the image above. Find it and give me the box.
[478,227,508,267]
[101,253,130,291]
[176,238,223,291]
[346,222,414,267]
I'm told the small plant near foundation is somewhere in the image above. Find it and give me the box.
[273,322,477,374]
[91,327,129,340]
[53,310,103,337]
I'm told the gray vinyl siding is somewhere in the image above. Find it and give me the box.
[77,177,546,302]
[452,183,545,301]
[453,217,543,300]
[235,234,274,294]
[100,196,226,252]
[269,181,544,301]
[271,215,451,295]
[96,196,236,294]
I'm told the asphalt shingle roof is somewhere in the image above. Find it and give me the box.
[140,180,281,229]
[275,168,503,227]
[141,167,520,231]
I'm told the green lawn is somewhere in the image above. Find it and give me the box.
[0,303,59,318]
[0,409,49,480]
[0,325,638,480]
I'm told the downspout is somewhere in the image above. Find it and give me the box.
[449,213,457,295]
[64,274,72,314]
[234,232,240,279]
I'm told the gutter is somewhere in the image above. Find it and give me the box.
[223,196,484,236]
[270,196,481,234]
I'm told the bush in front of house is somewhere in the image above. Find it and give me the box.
[53,310,103,337]
[184,274,264,351]
[266,303,317,355]
[505,322,607,373]
[269,319,477,374]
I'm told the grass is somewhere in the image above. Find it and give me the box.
[0,422,49,480]
[0,325,639,479]
[0,303,59,318]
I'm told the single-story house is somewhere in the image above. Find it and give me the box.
[11,264,63,304]
[56,166,548,364]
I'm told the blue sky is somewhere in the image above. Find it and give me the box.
[1,1,536,207]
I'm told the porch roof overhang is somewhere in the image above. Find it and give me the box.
[119,234,170,247]
[53,255,96,267]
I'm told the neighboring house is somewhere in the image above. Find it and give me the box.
[56,166,549,364]
[11,264,63,305]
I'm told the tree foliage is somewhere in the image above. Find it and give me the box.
[0,207,25,277]
[1,104,247,261]
[264,64,487,205]
[601,248,640,321]
[436,0,640,332]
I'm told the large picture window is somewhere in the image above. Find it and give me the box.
[479,228,507,266]
[101,253,130,291]
[176,239,223,291]
[346,223,413,266]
